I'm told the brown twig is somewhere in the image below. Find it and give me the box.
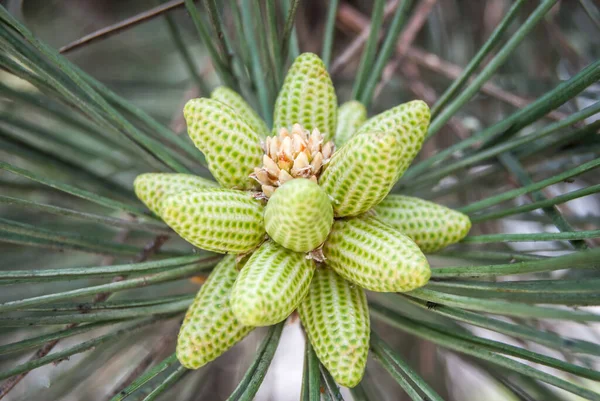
[336,2,568,122]
[330,1,399,75]
[374,0,438,99]
[400,62,469,140]
[59,0,188,54]
[405,47,568,122]
[0,234,170,399]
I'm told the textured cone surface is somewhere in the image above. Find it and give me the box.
[273,53,337,141]
[264,178,334,252]
[133,173,217,216]
[184,98,263,189]
[211,86,269,138]
[319,132,402,217]
[355,100,430,180]
[334,100,367,147]
[374,195,471,252]
[177,255,253,369]
[323,215,430,292]
[230,241,315,326]
[298,268,370,388]
[161,188,264,253]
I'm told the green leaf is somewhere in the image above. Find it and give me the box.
[321,0,339,68]
[240,0,273,126]
[280,0,301,63]
[359,0,414,106]
[405,58,600,179]
[406,288,600,321]
[0,195,169,234]
[184,0,238,90]
[0,258,216,313]
[319,363,345,401]
[470,183,600,223]
[351,0,385,100]
[109,353,179,401]
[0,10,194,173]
[0,298,190,326]
[226,322,284,401]
[458,156,600,214]
[370,332,444,401]
[0,321,117,356]
[0,161,154,219]
[0,318,161,381]
[462,229,600,244]
[427,0,558,138]
[141,365,189,401]
[401,296,600,356]
[300,340,321,401]
[0,255,204,284]
[371,305,600,401]
[370,334,431,401]
[431,247,600,278]
[431,0,527,116]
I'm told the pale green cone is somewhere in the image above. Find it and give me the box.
[355,100,430,180]
[319,132,402,217]
[273,52,337,141]
[298,268,370,388]
[373,195,471,252]
[177,255,253,369]
[334,100,367,147]
[211,86,269,137]
[133,173,218,216]
[230,241,315,326]
[161,188,265,253]
[184,98,263,190]
[264,178,333,252]
[323,215,430,292]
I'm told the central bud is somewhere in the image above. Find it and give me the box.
[264,178,333,253]
[251,124,334,198]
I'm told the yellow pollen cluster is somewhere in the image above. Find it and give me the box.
[251,124,334,197]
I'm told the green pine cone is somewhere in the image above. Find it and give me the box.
[264,178,333,252]
[334,100,367,147]
[323,215,430,292]
[161,188,265,253]
[373,195,472,252]
[319,132,402,217]
[184,98,263,190]
[177,255,253,369]
[355,100,430,180]
[273,53,337,140]
[230,241,315,326]
[133,173,218,216]
[211,86,269,137]
[298,267,370,388]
